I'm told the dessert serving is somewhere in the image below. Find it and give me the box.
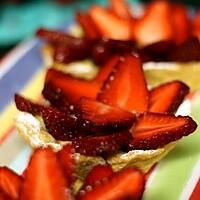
[13,54,197,199]
[0,0,199,199]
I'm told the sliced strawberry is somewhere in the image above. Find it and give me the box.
[36,28,77,45]
[0,189,13,200]
[0,167,22,199]
[171,4,190,45]
[133,0,173,46]
[20,148,72,200]
[83,165,113,188]
[109,0,132,19]
[42,81,73,114]
[149,81,189,114]
[77,167,145,200]
[72,131,131,156]
[45,68,101,104]
[192,10,200,39]
[94,55,120,83]
[89,5,131,40]
[76,97,136,133]
[76,12,101,39]
[139,40,175,62]
[15,94,80,140]
[168,36,200,62]
[129,112,197,150]
[98,55,149,112]
[57,144,75,185]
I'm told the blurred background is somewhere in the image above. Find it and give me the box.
[0,0,199,58]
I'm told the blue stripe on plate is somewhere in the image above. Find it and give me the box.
[0,40,43,112]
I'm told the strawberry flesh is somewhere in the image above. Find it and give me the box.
[72,131,132,156]
[76,12,101,40]
[133,0,173,46]
[76,97,136,133]
[168,36,200,62]
[0,167,22,199]
[171,4,190,45]
[149,81,189,114]
[89,5,131,40]
[94,55,120,83]
[109,0,132,20]
[98,55,149,112]
[57,144,75,185]
[83,164,113,188]
[42,81,73,114]
[14,94,80,140]
[129,112,197,150]
[77,167,145,200]
[20,148,72,200]
[45,68,101,105]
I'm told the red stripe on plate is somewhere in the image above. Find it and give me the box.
[189,178,200,200]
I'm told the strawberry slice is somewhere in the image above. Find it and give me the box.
[77,167,145,200]
[129,112,197,150]
[57,144,75,185]
[109,0,132,19]
[45,68,101,104]
[36,28,77,45]
[94,56,120,83]
[149,81,189,113]
[15,94,80,140]
[83,165,113,188]
[42,81,73,114]
[76,12,101,39]
[89,5,131,40]
[171,4,190,45]
[0,189,13,200]
[192,11,200,40]
[72,131,131,156]
[139,40,175,62]
[168,36,200,62]
[0,167,22,199]
[76,97,136,133]
[20,148,72,200]
[98,55,149,112]
[133,0,173,46]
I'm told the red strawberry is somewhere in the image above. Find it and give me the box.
[76,12,100,39]
[89,5,131,40]
[20,148,72,200]
[42,81,74,114]
[171,4,190,45]
[0,167,22,199]
[192,10,200,39]
[15,94,80,140]
[57,144,75,185]
[129,112,197,150]
[36,28,77,45]
[45,68,101,104]
[72,131,132,156]
[168,36,200,62]
[133,0,173,46]
[76,97,136,133]
[94,56,120,83]
[77,167,145,200]
[83,165,113,187]
[149,81,189,114]
[109,0,132,19]
[98,55,149,112]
